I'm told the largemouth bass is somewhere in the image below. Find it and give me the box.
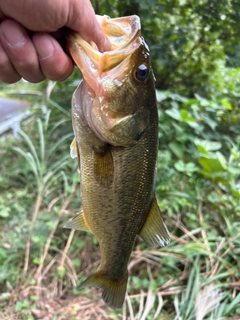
[65,15,170,309]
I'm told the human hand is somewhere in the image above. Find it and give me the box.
[0,0,110,83]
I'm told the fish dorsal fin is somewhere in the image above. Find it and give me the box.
[139,197,170,247]
[70,138,81,172]
[63,207,92,233]
[94,145,114,188]
[79,270,128,309]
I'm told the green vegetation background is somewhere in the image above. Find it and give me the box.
[0,0,240,319]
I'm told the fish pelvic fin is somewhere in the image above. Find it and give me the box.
[79,271,128,309]
[63,207,92,233]
[139,196,170,247]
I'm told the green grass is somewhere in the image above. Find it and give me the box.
[0,79,239,320]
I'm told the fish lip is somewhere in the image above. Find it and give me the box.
[67,15,142,77]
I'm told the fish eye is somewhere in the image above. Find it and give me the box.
[134,64,149,82]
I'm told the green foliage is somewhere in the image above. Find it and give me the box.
[0,81,239,318]
[0,0,240,318]
[156,89,240,209]
[94,0,240,98]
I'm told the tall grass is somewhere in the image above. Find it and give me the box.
[0,79,239,320]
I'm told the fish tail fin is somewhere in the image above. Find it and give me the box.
[79,271,128,309]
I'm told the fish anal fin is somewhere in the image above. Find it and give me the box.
[70,138,81,172]
[139,196,170,247]
[94,145,114,187]
[63,207,91,233]
[79,271,128,309]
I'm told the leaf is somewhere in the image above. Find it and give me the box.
[174,160,198,173]
[224,294,240,314]
[174,160,185,172]
[169,141,184,158]
[185,162,198,172]
[199,170,228,183]
[0,248,7,263]
[207,191,222,203]
[165,108,181,120]
[198,156,226,173]
[231,189,240,198]
[194,94,210,107]
[216,152,227,170]
[37,119,45,162]
[156,90,168,102]
[18,130,41,173]
[197,145,209,155]
[195,139,222,152]
[0,207,10,218]
[221,99,232,110]
[180,109,195,122]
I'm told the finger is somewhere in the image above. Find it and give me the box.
[67,0,110,52]
[32,33,74,81]
[0,40,21,83]
[0,10,5,21]
[0,19,45,83]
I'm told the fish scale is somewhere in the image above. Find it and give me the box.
[64,14,170,309]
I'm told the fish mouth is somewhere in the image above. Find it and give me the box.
[67,15,142,92]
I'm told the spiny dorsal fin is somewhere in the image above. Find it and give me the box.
[94,145,114,188]
[139,196,170,247]
[79,271,128,309]
[63,207,91,233]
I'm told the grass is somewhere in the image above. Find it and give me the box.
[0,80,240,319]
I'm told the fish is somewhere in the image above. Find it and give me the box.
[64,15,170,309]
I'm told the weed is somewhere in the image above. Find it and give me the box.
[0,70,240,319]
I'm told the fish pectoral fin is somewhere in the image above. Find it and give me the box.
[70,138,77,159]
[70,138,81,172]
[63,208,91,233]
[139,196,170,247]
[94,145,114,187]
[79,271,128,309]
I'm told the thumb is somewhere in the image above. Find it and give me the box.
[66,0,110,52]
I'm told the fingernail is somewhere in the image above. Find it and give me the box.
[35,34,54,60]
[2,24,26,48]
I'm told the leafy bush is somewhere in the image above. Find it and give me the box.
[94,0,240,97]
[0,73,239,319]
[0,0,240,318]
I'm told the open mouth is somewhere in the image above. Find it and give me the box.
[67,15,141,81]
